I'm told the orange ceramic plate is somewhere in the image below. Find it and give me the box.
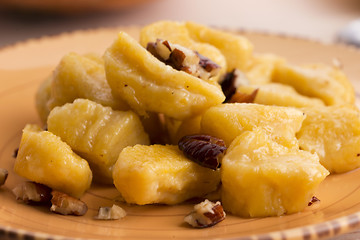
[0,27,360,240]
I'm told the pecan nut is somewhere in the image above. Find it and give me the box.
[147,39,220,80]
[0,168,8,187]
[50,190,87,216]
[94,204,127,220]
[221,69,249,102]
[12,181,52,204]
[308,196,320,206]
[178,134,226,170]
[229,88,259,103]
[195,52,221,79]
[184,199,226,228]
[13,148,19,158]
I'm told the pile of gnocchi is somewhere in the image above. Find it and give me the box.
[11,21,360,224]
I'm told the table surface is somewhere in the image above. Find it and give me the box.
[1,0,360,239]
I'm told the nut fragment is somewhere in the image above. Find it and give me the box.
[184,199,226,228]
[308,196,320,206]
[168,48,187,72]
[0,168,8,186]
[94,204,127,220]
[146,41,170,61]
[50,190,87,216]
[195,52,221,79]
[147,39,220,80]
[229,88,259,103]
[221,69,249,102]
[12,181,52,204]
[198,53,221,74]
[13,148,19,158]
[178,135,226,170]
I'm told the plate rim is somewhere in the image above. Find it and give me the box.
[1,208,360,240]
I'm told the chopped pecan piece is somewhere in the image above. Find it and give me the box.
[198,53,220,73]
[94,204,127,220]
[169,48,187,72]
[50,190,87,216]
[12,181,52,204]
[178,135,226,170]
[0,168,8,186]
[308,196,320,206]
[196,52,221,79]
[221,69,249,102]
[229,88,259,103]
[13,148,19,158]
[147,39,220,80]
[147,41,171,61]
[184,199,226,228]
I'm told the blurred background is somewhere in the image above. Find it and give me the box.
[0,0,360,48]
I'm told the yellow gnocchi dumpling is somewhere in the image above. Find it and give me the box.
[104,31,225,119]
[14,125,92,198]
[273,63,355,105]
[172,115,202,144]
[237,83,325,108]
[185,21,254,71]
[47,99,150,183]
[201,103,305,148]
[163,115,203,145]
[244,53,286,85]
[297,105,360,173]
[113,144,220,205]
[47,52,129,111]
[222,128,329,217]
